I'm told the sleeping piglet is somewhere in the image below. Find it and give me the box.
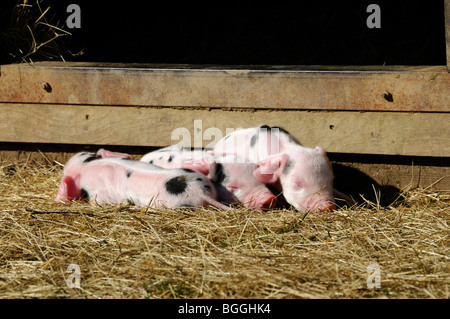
[182,154,277,210]
[141,145,277,210]
[213,125,355,212]
[55,149,229,210]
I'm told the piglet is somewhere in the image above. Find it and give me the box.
[141,145,277,210]
[182,154,277,210]
[213,125,355,212]
[140,144,208,168]
[55,149,229,210]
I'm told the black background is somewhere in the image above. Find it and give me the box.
[0,0,447,65]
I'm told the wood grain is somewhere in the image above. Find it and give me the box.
[0,62,449,112]
[1,103,449,157]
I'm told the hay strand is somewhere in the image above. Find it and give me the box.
[0,161,448,298]
[1,0,76,63]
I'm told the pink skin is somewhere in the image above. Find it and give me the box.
[55,148,131,202]
[141,146,277,210]
[213,125,355,212]
[140,144,209,168]
[55,150,229,210]
[182,154,277,210]
[96,149,132,160]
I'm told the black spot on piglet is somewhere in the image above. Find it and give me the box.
[212,163,226,184]
[250,133,258,147]
[203,184,212,195]
[270,125,291,136]
[165,175,188,195]
[81,188,90,200]
[83,154,99,163]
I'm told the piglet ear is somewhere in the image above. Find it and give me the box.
[182,157,215,176]
[55,176,80,202]
[96,148,131,159]
[253,153,289,184]
[315,146,326,156]
[315,146,333,172]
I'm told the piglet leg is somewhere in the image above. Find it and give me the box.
[96,149,131,159]
[55,176,80,202]
[202,196,231,210]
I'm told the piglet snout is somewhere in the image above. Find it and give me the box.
[306,195,336,212]
[246,193,277,211]
[317,202,336,212]
[260,194,278,210]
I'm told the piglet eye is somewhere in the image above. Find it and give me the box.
[292,178,305,190]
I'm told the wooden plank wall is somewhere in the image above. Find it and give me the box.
[0,62,449,194]
[0,103,449,157]
[1,63,448,112]
[0,63,449,155]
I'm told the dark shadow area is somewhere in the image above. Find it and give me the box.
[329,152,450,167]
[332,163,402,208]
[330,153,450,208]
[0,142,157,163]
[0,142,146,154]
[0,0,446,66]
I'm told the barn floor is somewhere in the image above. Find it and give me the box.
[0,161,448,299]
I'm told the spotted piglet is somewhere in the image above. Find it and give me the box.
[214,125,355,212]
[140,145,277,210]
[55,149,229,210]
[140,144,210,168]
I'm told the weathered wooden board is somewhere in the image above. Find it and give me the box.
[0,103,449,157]
[0,62,449,112]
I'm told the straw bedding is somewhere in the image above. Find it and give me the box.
[0,160,448,299]
[1,1,447,299]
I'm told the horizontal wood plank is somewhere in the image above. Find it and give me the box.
[0,103,449,157]
[0,62,449,112]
